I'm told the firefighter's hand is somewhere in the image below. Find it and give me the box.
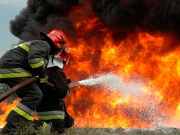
[37,75,48,83]
[67,78,71,84]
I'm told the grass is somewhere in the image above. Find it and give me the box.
[65,127,180,135]
[1,121,180,135]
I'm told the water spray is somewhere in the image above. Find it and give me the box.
[69,73,122,88]
[69,73,143,95]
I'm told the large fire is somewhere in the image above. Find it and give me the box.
[1,0,180,129]
[64,31,180,128]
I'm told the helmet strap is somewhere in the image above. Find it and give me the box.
[59,44,66,54]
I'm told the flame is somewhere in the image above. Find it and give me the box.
[1,0,180,129]
[0,100,19,128]
[64,30,180,128]
[63,1,180,128]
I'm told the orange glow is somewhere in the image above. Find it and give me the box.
[1,0,180,129]
[0,100,19,128]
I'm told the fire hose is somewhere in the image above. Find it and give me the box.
[0,77,80,103]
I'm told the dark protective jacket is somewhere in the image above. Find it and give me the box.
[0,40,51,134]
[0,40,50,83]
[46,66,70,98]
[36,66,70,121]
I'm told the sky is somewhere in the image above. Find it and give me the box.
[0,0,27,56]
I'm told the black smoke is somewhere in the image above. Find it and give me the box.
[92,0,180,38]
[10,0,180,43]
[10,0,81,42]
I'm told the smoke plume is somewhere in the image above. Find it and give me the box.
[10,0,180,43]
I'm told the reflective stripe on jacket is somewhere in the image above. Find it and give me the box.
[13,102,34,121]
[0,68,31,78]
[0,40,50,83]
[37,111,65,120]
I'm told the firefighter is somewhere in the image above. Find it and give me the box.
[35,45,74,134]
[0,29,67,134]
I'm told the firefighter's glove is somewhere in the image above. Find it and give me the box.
[36,75,48,83]
[38,75,54,88]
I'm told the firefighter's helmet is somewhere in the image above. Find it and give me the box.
[47,30,66,49]
[40,30,67,55]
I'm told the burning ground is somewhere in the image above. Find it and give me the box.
[1,0,180,129]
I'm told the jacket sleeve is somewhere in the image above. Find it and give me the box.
[47,67,70,99]
[27,41,50,83]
